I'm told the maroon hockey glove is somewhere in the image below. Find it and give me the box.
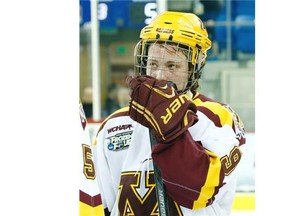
[126,75,198,143]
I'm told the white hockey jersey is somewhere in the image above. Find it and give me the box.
[79,102,105,216]
[93,92,246,216]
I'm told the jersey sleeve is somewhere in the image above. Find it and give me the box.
[151,131,225,209]
[151,99,245,210]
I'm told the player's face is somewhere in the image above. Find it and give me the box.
[146,43,190,91]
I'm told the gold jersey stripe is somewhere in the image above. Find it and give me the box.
[193,98,233,127]
[95,106,130,139]
[232,192,255,210]
[193,149,222,209]
[100,106,129,126]
[79,201,105,216]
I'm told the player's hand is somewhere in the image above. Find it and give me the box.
[126,75,198,143]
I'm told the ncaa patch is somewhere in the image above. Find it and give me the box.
[107,131,133,151]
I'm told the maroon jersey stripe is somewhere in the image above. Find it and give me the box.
[79,190,102,207]
[197,106,222,127]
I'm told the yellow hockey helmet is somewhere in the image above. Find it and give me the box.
[134,11,212,93]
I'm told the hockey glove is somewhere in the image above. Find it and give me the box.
[126,75,198,143]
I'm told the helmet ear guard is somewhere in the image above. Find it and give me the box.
[193,44,206,79]
[134,41,155,77]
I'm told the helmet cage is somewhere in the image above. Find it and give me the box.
[134,39,206,93]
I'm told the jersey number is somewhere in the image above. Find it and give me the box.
[220,146,242,176]
[82,144,96,179]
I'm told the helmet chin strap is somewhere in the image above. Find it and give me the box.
[167,81,178,91]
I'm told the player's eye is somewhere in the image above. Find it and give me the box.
[148,61,158,69]
[167,63,177,71]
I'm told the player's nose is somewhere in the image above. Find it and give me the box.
[154,70,168,80]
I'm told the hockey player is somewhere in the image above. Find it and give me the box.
[79,101,104,215]
[93,11,246,215]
